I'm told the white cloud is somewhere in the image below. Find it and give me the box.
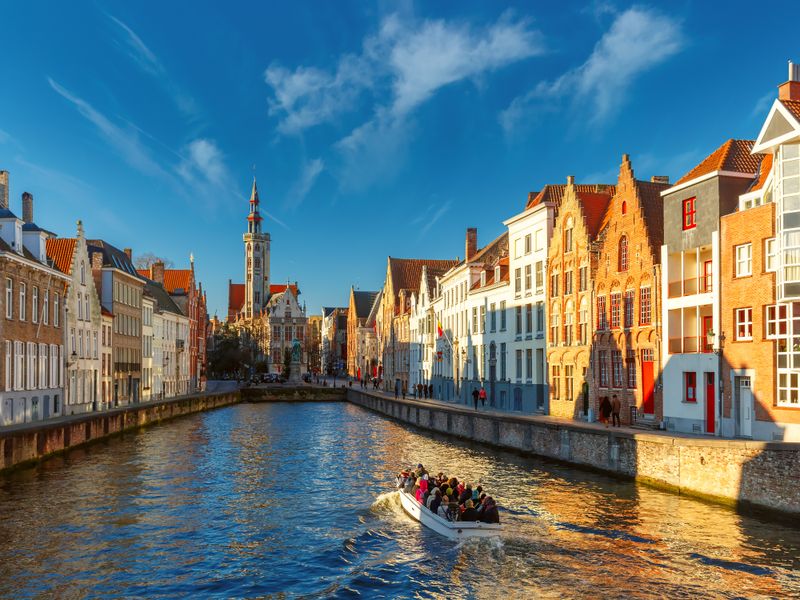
[48,77,164,176]
[177,139,228,186]
[500,7,683,133]
[107,14,199,118]
[286,158,324,208]
[752,90,775,119]
[419,199,452,238]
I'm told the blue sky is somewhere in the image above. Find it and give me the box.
[1,1,798,317]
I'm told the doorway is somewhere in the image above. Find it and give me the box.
[736,376,753,437]
[704,372,715,434]
[641,349,654,415]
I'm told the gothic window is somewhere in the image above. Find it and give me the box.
[80,262,86,285]
[621,200,627,215]
[618,236,628,271]
[254,257,261,269]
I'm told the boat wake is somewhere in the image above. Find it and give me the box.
[369,490,407,521]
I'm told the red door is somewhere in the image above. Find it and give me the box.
[641,350,654,415]
[703,316,713,353]
[705,372,715,434]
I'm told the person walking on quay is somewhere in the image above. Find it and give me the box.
[472,388,480,410]
[479,386,487,408]
[402,383,407,400]
[599,396,612,428]
[611,394,621,427]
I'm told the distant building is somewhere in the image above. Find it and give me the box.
[347,288,379,378]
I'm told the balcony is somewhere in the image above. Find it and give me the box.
[667,247,713,299]
[667,276,712,298]
[667,305,714,354]
[668,337,713,354]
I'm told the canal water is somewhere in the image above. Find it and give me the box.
[0,402,798,599]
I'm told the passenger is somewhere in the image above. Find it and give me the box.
[448,477,459,491]
[460,500,479,521]
[458,484,473,506]
[416,478,428,503]
[475,493,488,514]
[479,497,500,524]
[428,488,442,513]
[411,478,421,496]
[472,486,483,502]
[447,497,459,521]
[437,495,451,520]
[445,487,454,500]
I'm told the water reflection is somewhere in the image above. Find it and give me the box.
[0,402,798,599]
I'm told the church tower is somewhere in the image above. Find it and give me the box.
[243,177,270,319]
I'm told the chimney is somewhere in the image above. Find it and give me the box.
[465,227,478,261]
[123,247,132,261]
[91,251,103,270]
[567,175,575,186]
[152,261,165,284]
[651,175,670,184]
[22,192,33,223]
[0,171,8,209]
[779,60,800,101]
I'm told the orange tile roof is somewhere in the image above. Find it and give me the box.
[749,153,773,192]
[136,269,149,278]
[675,139,761,185]
[228,282,245,311]
[164,269,192,294]
[577,191,615,238]
[781,99,800,123]
[45,238,76,275]
[270,283,299,296]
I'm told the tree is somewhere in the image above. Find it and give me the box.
[208,325,251,378]
[135,252,175,269]
[282,348,292,379]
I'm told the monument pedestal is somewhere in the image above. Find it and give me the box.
[288,361,301,383]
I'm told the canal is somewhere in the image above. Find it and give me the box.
[0,402,798,598]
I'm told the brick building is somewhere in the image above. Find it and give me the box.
[0,184,70,424]
[346,287,379,378]
[591,157,668,424]
[546,177,615,420]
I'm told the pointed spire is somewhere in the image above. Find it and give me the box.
[250,176,259,205]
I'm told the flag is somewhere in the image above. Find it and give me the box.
[437,320,443,338]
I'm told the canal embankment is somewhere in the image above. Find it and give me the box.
[347,389,800,515]
[241,386,346,402]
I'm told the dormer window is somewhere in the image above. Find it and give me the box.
[495,266,500,281]
[480,272,486,286]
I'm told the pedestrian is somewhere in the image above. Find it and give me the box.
[395,381,399,399]
[599,396,612,428]
[428,384,433,399]
[611,394,621,427]
[402,383,407,400]
[479,386,487,407]
[472,388,479,410]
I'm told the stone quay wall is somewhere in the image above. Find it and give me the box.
[0,391,241,473]
[241,386,347,403]
[347,389,800,515]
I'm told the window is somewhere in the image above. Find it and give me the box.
[626,349,636,389]
[565,365,574,401]
[32,287,38,323]
[564,302,574,345]
[500,342,507,380]
[766,304,788,339]
[19,283,26,321]
[5,278,11,319]
[598,351,608,387]
[54,294,59,327]
[536,302,544,333]
[579,298,588,344]
[765,238,777,272]
[612,351,623,388]
[535,229,543,251]
[610,293,621,329]
[516,350,523,381]
[472,307,478,333]
[578,266,587,292]
[550,302,560,344]
[514,238,522,258]
[490,303,496,332]
[551,365,560,400]
[525,303,532,335]
[500,301,506,331]
[4,341,10,391]
[524,233,531,254]
[684,371,697,402]
[624,290,634,328]
[618,236,628,271]
[515,268,522,295]
[564,217,573,252]
[480,306,485,333]
[77,292,83,320]
[682,197,696,230]
[80,262,86,285]
[736,307,753,340]
[525,349,532,380]
[515,306,522,335]
[639,287,651,325]
[564,271,573,295]
[597,295,607,330]
[535,261,544,293]
[550,272,559,297]
[735,243,752,277]
[621,200,627,215]
[525,265,532,291]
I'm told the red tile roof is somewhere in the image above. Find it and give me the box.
[228,282,245,311]
[527,184,615,210]
[270,283,299,296]
[749,153,774,192]
[45,238,76,274]
[781,99,800,123]
[388,258,458,297]
[675,139,762,185]
[164,270,192,294]
[577,191,615,238]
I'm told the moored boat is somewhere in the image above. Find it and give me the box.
[397,489,502,540]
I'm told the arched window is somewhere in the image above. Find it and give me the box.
[550,302,560,345]
[80,262,86,285]
[564,299,574,345]
[579,297,588,344]
[618,236,628,271]
[621,200,627,215]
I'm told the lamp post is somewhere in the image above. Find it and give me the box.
[708,329,726,437]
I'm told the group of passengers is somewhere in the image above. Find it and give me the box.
[396,464,500,524]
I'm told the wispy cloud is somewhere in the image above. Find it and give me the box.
[419,199,452,238]
[500,7,683,134]
[0,128,11,144]
[266,11,544,190]
[285,158,324,209]
[48,77,165,176]
[177,138,228,186]
[107,14,199,118]
[752,90,775,119]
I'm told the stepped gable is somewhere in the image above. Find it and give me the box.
[675,139,762,185]
[527,184,614,210]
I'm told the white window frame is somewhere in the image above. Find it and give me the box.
[765,238,777,273]
[5,278,11,319]
[32,287,38,324]
[736,307,753,341]
[19,282,26,321]
[766,304,788,339]
[735,243,752,277]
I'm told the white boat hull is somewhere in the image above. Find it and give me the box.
[398,490,501,540]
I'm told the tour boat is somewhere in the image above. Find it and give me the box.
[397,489,502,540]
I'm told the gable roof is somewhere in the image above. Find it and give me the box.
[748,153,774,193]
[675,139,761,186]
[86,239,140,277]
[575,189,616,238]
[388,258,458,297]
[782,99,800,123]
[143,278,184,316]
[164,270,192,294]
[45,238,77,275]
[527,183,615,210]
[228,282,245,312]
[353,290,379,318]
[270,283,299,296]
